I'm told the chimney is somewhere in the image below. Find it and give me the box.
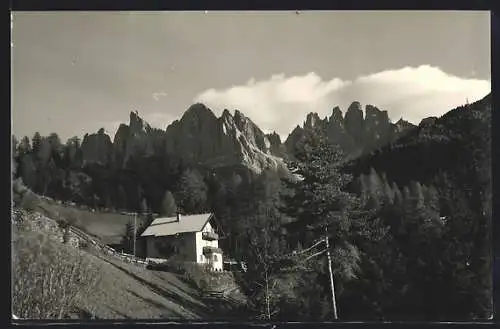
[176,212,181,222]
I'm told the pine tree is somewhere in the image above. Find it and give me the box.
[161,190,177,216]
[116,185,128,210]
[140,198,149,213]
[17,136,31,157]
[368,167,383,197]
[280,134,362,319]
[32,132,42,155]
[176,168,208,214]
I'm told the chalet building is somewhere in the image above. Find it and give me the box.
[138,212,223,271]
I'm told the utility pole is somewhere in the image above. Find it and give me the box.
[133,212,137,257]
[324,227,338,320]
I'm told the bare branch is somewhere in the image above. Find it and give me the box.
[304,248,327,261]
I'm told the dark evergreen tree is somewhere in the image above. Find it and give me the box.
[175,168,208,214]
[280,134,362,320]
[161,190,177,216]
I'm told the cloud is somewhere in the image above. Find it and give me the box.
[152,91,168,101]
[194,65,490,141]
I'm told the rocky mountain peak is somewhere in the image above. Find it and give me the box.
[329,106,344,126]
[221,109,232,118]
[266,131,281,144]
[162,105,286,174]
[419,117,438,127]
[344,101,365,141]
[364,105,390,130]
[365,105,389,121]
[81,130,113,166]
[129,111,150,133]
[395,118,414,132]
[266,131,286,157]
[304,112,321,129]
[181,103,218,124]
[346,101,363,116]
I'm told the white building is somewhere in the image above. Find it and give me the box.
[139,212,223,271]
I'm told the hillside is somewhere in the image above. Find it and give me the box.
[347,93,491,197]
[29,196,139,245]
[12,212,249,320]
[12,186,249,320]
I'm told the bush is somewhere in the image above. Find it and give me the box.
[160,260,211,292]
[181,262,212,291]
[12,229,101,319]
[79,240,89,250]
[19,190,39,212]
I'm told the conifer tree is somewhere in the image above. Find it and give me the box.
[281,134,362,319]
[161,190,177,216]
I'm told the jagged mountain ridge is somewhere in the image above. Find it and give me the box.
[80,101,418,174]
[164,103,287,174]
[284,102,416,159]
[347,93,492,189]
[81,103,288,174]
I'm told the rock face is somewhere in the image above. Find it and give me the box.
[81,128,114,166]
[164,103,222,164]
[266,132,286,157]
[113,111,164,168]
[79,101,416,174]
[344,101,365,146]
[80,103,288,174]
[395,118,414,133]
[284,102,416,158]
[164,104,286,173]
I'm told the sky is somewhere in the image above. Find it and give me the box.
[12,11,491,142]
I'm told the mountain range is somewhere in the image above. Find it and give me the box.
[79,101,418,175]
[13,93,491,216]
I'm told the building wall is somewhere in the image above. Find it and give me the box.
[196,221,223,271]
[143,219,223,270]
[145,232,197,262]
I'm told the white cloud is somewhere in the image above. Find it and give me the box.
[152,91,168,101]
[194,65,490,141]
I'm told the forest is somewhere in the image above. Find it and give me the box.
[11,94,492,321]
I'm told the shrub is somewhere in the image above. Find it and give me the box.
[161,260,211,292]
[181,262,211,290]
[19,191,39,212]
[12,229,101,319]
[78,240,89,250]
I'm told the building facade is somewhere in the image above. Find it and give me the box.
[139,213,223,271]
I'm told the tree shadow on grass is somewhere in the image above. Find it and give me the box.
[100,258,209,318]
[126,289,192,320]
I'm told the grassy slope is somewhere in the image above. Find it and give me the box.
[12,210,214,319]
[31,197,138,245]
[77,253,209,319]
[13,188,249,320]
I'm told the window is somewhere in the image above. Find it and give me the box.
[213,255,218,262]
[200,255,204,262]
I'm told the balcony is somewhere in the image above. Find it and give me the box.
[203,246,223,255]
[202,231,219,241]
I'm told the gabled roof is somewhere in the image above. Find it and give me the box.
[140,213,214,237]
